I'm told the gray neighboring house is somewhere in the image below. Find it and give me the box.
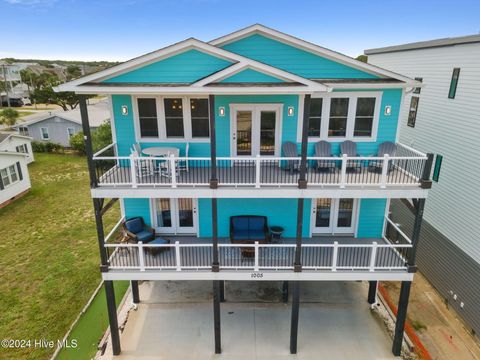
[14,101,110,147]
[365,35,480,337]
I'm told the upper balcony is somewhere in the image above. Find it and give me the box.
[91,142,431,198]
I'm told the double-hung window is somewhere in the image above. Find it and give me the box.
[407,96,419,128]
[307,92,380,141]
[67,128,75,138]
[448,68,460,99]
[308,98,323,137]
[164,98,185,138]
[0,165,19,188]
[190,98,209,138]
[354,97,376,137]
[1,168,10,187]
[40,127,49,140]
[328,98,349,137]
[137,98,159,137]
[16,144,28,154]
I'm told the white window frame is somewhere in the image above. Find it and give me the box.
[40,127,50,140]
[1,165,20,189]
[297,91,382,143]
[67,127,76,138]
[133,96,210,143]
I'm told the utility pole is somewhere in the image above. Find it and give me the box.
[1,64,10,107]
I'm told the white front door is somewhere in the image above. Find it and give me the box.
[154,198,198,234]
[231,104,282,157]
[311,198,357,235]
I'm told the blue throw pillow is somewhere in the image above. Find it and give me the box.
[125,218,143,234]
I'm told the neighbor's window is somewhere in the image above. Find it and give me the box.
[448,68,460,99]
[1,168,10,187]
[137,98,159,137]
[164,98,184,138]
[190,98,209,138]
[407,96,419,128]
[40,127,49,140]
[354,97,376,137]
[16,144,28,154]
[67,128,75,138]
[328,98,349,137]
[413,77,423,94]
[308,98,323,137]
[18,126,29,136]
[8,165,18,183]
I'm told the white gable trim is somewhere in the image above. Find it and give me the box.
[209,24,421,86]
[0,133,33,145]
[55,37,328,93]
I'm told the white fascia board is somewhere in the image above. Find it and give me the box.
[103,270,414,282]
[209,24,422,86]
[55,37,326,93]
[60,85,326,95]
[324,82,423,90]
[91,186,429,199]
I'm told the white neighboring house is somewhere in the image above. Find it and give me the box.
[0,132,34,164]
[12,100,110,147]
[0,151,31,208]
[365,34,480,335]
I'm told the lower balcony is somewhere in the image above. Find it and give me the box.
[103,217,413,282]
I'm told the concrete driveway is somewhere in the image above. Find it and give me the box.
[111,281,395,360]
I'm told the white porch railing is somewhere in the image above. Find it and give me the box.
[92,143,428,189]
[104,241,412,273]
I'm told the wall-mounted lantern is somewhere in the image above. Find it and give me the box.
[384,105,392,116]
[219,106,225,117]
[121,105,129,116]
[287,106,294,116]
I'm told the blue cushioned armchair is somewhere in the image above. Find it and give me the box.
[122,217,155,243]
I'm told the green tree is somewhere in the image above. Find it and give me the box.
[0,108,20,126]
[66,65,82,81]
[70,122,112,154]
[355,55,368,63]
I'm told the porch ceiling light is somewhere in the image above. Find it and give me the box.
[384,105,392,116]
[219,106,225,117]
[287,106,294,116]
[121,105,128,116]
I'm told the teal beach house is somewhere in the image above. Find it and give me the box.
[57,24,433,356]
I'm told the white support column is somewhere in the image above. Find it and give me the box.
[254,241,259,271]
[380,154,389,188]
[138,241,145,271]
[255,154,261,188]
[332,241,338,271]
[340,154,347,188]
[175,241,181,271]
[130,154,137,188]
[369,242,378,272]
[170,154,177,188]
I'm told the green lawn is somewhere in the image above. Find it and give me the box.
[0,153,121,360]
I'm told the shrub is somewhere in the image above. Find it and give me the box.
[32,141,64,153]
[69,122,112,155]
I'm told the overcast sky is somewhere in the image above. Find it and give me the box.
[1,0,479,62]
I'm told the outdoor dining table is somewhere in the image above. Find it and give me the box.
[141,146,180,157]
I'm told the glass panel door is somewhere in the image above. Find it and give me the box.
[155,198,172,231]
[333,198,355,233]
[175,198,196,233]
[312,198,333,233]
[236,110,253,156]
[259,111,276,155]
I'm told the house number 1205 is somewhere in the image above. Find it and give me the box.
[251,272,264,279]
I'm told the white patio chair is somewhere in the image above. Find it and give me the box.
[178,142,189,172]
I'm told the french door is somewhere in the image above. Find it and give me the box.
[154,198,197,234]
[232,104,282,157]
[311,198,357,234]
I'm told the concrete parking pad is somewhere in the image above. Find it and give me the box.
[113,281,395,360]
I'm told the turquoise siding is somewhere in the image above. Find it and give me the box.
[123,198,152,226]
[214,95,299,156]
[198,198,311,238]
[112,95,135,156]
[220,68,285,83]
[357,199,387,238]
[221,34,378,79]
[104,49,232,83]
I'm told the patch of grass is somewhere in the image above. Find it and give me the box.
[56,281,129,360]
[18,111,36,117]
[22,104,60,110]
[0,153,120,360]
